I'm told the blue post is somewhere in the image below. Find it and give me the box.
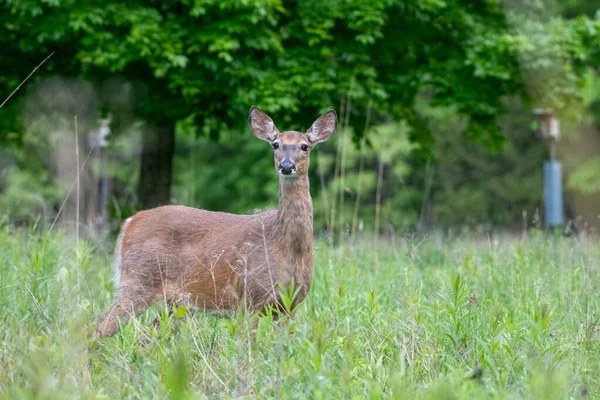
[543,160,564,227]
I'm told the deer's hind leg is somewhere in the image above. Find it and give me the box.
[94,286,157,339]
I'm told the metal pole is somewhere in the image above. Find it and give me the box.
[543,160,563,227]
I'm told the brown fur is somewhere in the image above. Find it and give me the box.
[94,107,337,338]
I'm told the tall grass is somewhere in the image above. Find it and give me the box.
[1,226,599,399]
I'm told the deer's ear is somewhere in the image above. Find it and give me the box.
[248,106,279,142]
[307,110,337,144]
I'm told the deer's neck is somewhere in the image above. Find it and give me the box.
[275,175,313,258]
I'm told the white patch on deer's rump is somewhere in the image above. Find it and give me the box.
[113,217,132,286]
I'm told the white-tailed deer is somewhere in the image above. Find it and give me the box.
[94,106,337,338]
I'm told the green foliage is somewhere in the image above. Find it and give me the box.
[568,156,600,194]
[426,97,547,230]
[560,0,600,18]
[2,228,600,397]
[0,141,62,221]
[2,0,600,231]
[561,62,600,198]
[172,120,279,214]
[313,122,420,234]
[1,0,572,145]
[0,166,60,221]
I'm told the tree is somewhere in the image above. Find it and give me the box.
[2,0,600,210]
[559,0,600,18]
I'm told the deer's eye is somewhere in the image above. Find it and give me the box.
[272,142,279,150]
[300,144,309,151]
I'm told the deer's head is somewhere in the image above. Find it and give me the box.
[249,106,337,179]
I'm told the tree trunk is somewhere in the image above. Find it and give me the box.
[138,125,175,209]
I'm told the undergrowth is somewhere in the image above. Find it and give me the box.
[0,226,599,399]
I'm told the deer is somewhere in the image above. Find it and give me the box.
[94,106,337,339]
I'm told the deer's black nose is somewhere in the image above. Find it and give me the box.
[279,160,295,175]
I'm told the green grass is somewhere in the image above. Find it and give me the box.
[1,225,600,399]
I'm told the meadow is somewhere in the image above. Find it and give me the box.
[1,225,599,399]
